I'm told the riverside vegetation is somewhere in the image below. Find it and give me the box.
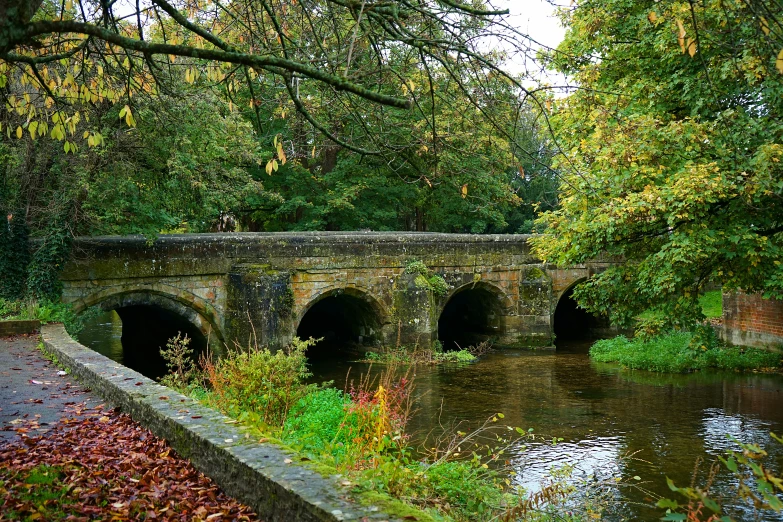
[590,291,782,374]
[158,334,620,521]
[158,333,783,521]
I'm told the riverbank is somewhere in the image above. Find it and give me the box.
[590,331,782,373]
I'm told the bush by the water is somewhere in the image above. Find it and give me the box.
[201,337,319,426]
[590,331,781,373]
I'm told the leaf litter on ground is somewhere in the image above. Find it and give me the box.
[0,402,258,521]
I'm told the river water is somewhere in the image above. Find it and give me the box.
[79,311,783,520]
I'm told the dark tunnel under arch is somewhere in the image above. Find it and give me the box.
[296,289,383,359]
[438,284,505,351]
[79,293,212,380]
[553,283,604,347]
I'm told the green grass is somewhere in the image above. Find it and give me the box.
[0,464,76,521]
[590,332,781,373]
[699,290,723,319]
[638,290,723,321]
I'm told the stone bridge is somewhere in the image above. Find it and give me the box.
[61,233,613,357]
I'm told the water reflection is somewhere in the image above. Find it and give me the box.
[77,310,124,363]
[310,349,783,519]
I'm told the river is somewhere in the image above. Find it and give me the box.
[78,311,783,520]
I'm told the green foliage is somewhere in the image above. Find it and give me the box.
[658,433,783,520]
[363,347,476,365]
[202,337,318,426]
[590,332,781,373]
[0,212,30,299]
[159,333,197,392]
[282,388,358,459]
[432,350,476,363]
[0,298,97,338]
[532,0,783,331]
[404,260,429,276]
[406,260,450,297]
[699,290,723,319]
[26,221,72,300]
[361,459,507,522]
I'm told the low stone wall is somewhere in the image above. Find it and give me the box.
[0,320,40,336]
[40,324,411,522]
[722,291,783,350]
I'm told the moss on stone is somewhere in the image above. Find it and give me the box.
[355,491,445,522]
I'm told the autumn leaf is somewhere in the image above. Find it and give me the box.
[760,17,770,36]
[461,184,468,199]
[676,19,687,53]
[777,49,783,74]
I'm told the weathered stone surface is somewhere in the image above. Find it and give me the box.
[40,324,417,522]
[60,233,613,350]
[0,320,40,336]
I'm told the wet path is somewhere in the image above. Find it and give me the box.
[0,334,96,442]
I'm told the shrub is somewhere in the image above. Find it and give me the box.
[159,333,196,392]
[201,337,318,426]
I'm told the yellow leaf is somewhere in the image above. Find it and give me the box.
[648,11,658,23]
[461,184,468,199]
[15,126,22,139]
[266,160,274,175]
[687,38,697,57]
[124,106,136,127]
[761,17,770,36]
[677,19,686,53]
[311,145,316,158]
[777,48,783,74]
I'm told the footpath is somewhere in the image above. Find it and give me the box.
[0,334,95,442]
[0,332,258,521]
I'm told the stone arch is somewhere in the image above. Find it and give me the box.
[437,281,512,350]
[69,283,225,346]
[296,286,388,357]
[295,284,388,325]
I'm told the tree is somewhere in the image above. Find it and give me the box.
[531,0,783,328]
[0,0,551,159]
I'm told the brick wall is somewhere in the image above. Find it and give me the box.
[722,291,783,350]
